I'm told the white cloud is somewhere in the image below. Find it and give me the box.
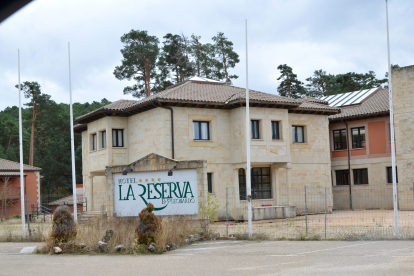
[0,0,412,110]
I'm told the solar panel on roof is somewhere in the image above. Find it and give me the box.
[320,87,379,107]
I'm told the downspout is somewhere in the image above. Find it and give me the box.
[152,102,175,159]
[342,119,353,210]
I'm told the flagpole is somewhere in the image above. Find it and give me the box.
[68,42,77,223]
[385,0,398,237]
[18,49,25,238]
[245,19,252,237]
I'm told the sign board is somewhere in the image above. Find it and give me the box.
[113,169,198,216]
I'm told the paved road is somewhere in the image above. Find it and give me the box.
[1,240,414,275]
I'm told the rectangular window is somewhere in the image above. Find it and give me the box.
[387,167,398,183]
[351,127,365,148]
[112,129,124,147]
[101,131,106,149]
[251,120,260,139]
[238,169,246,200]
[251,167,271,199]
[272,121,280,140]
[333,129,347,150]
[292,126,304,143]
[207,173,212,193]
[336,170,349,185]
[353,169,369,185]
[193,121,209,140]
[92,134,97,151]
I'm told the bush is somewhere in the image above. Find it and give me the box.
[135,203,162,245]
[51,205,77,244]
[199,192,220,223]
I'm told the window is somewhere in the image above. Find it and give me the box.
[387,167,398,183]
[333,129,347,150]
[92,134,97,151]
[238,167,272,200]
[112,129,124,147]
[238,169,246,200]
[251,120,260,139]
[292,126,304,143]
[251,167,271,199]
[207,173,212,193]
[353,169,368,185]
[193,121,209,140]
[101,131,106,149]
[351,127,365,148]
[272,121,280,140]
[336,170,349,185]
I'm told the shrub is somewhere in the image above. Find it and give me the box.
[135,203,162,245]
[199,192,220,223]
[51,205,77,244]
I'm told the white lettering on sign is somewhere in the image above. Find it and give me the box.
[113,169,198,216]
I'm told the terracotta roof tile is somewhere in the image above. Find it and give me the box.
[329,88,389,121]
[0,158,41,171]
[75,78,340,125]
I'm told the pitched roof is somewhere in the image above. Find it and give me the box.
[328,88,389,121]
[0,158,41,171]
[75,77,340,126]
[0,171,27,177]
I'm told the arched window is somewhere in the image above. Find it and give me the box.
[238,168,246,200]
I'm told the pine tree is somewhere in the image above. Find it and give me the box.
[113,30,159,98]
[276,64,306,98]
[212,32,240,84]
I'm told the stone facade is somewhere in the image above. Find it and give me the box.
[392,65,414,210]
[81,105,334,219]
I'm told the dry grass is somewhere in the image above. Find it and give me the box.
[42,216,202,254]
[0,222,50,242]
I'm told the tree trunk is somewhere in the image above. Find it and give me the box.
[6,130,12,155]
[29,102,37,166]
[221,47,229,84]
[144,58,151,97]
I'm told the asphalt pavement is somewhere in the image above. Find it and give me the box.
[1,240,414,275]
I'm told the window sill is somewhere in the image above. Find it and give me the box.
[272,139,283,142]
[240,198,273,201]
[352,147,366,150]
[333,149,348,152]
[292,142,308,144]
[251,138,264,141]
[112,147,127,149]
[193,140,213,142]
[98,148,107,151]
[354,184,369,185]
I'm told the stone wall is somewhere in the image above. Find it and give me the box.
[393,65,414,210]
[81,105,334,219]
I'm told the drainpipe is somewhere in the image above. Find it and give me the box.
[152,102,175,159]
[342,119,353,210]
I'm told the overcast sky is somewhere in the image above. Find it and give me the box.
[0,0,412,111]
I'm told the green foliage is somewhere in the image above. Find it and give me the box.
[51,205,77,244]
[136,203,162,245]
[278,64,391,98]
[277,64,306,98]
[212,32,240,84]
[114,30,240,97]
[0,93,110,194]
[200,192,220,223]
[113,30,160,98]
